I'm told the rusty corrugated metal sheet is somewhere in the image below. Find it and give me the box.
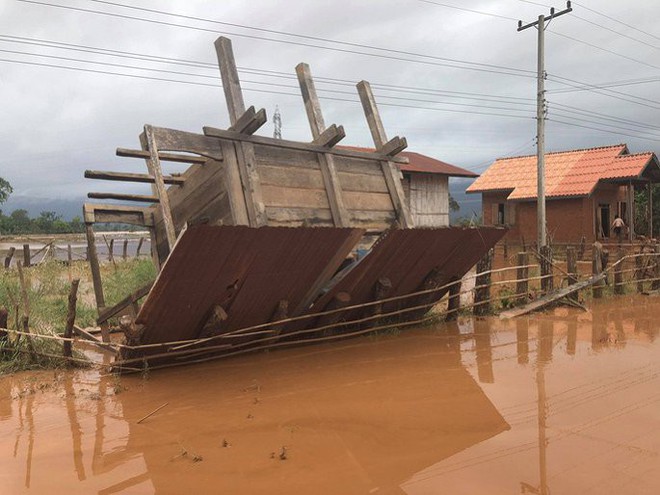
[306,227,506,324]
[136,225,364,344]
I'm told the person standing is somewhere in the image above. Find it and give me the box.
[612,215,626,243]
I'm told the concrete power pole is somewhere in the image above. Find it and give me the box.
[518,1,572,248]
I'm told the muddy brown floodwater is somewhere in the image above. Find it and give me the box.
[1,295,660,494]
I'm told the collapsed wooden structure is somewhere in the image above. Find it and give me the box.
[82,37,505,366]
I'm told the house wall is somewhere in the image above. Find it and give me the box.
[481,184,630,244]
[402,173,449,227]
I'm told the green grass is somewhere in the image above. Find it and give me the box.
[0,258,156,373]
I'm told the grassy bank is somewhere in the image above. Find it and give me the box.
[0,258,156,373]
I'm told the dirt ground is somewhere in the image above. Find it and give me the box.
[1,295,660,494]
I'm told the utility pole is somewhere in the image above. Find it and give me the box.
[518,1,572,248]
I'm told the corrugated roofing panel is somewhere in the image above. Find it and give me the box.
[136,225,364,344]
[306,226,506,325]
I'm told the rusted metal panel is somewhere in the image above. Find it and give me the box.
[307,227,506,324]
[136,225,364,345]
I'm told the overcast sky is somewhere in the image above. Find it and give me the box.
[1,0,659,205]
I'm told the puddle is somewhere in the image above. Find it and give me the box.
[1,295,659,494]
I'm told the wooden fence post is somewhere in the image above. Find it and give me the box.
[614,248,624,295]
[636,252,644,293]
[592,243,604,298]
[122,239,128,261]
[136,237,145,258]
[474,249,493,316]
[540,245,553,293]
[0,307,8,343]
[67,244,73,265]
[4,246,15,269]
[108,239,114,263]
[653,242,660,290]
[578,235,586,260]
[516,252,529,305]
[566,246,578,302]
[63,279,80,359]
[446,278,461,321]
[22,244,31,268]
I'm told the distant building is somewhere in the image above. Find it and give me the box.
[341,147,478,227]
[466,144,660,243]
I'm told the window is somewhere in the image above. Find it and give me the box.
[498,203,505,225]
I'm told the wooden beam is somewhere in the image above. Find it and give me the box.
[84,223,109,342]
[144,124,178,251]
[379,136,408,157]
[313,124,345,148]
[83,203,154,227]
[356,80,413,228]
[229,106,267,135]
[213,37,267,226]
[97,282,153,325]
[87,192,159,203]
[296,62,349,227]
[85,170,185,185]
[215,36,246,125]
[202,125,409,164]
[116,148,208,164]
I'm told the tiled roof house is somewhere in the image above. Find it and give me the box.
[466,144,660,242]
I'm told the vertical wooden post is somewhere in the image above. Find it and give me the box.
[652,242,660,290]
[67,244,73,265]
[295,62,349,227]
[446,278,461,321]
[474,249,493,316]
[315,292,351,330]
[136,237,144,258]
[578,235,586,260]
[614,248,624,295]
[356,80,413,228]
[566,247,578,302]
[214,37,267,227]
[4,246,15,269]
[516,252,529,304]
[628,181,635,241]
[108,239,114,262]
[540,245,553,293]
[122,239,128,261]
[16,261,35,356]
[144,125,179,250]
[592,243,603,298]
[365,277,393,327]
[23,244,31,268]
[636,251,644,293]
[648,180,653,239]
[63,279,80,359]
[85,224,109,342]
[0,307,8,342]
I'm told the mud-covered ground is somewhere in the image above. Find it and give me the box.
[1,295,659,494]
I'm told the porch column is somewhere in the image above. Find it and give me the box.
[649,180,653,239]
[628,181,635,241]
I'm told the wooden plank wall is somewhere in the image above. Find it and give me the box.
[407,174,449,227]
[254,144,396,230]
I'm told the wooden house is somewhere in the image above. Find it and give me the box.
[466,144,660,243]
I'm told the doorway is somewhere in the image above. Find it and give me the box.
[598,204,611,238]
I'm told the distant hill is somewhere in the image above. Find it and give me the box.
[449,178,481,223]
[1,196,85,221]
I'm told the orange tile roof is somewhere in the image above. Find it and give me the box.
[466,144,658,200]
[338,146,478,177]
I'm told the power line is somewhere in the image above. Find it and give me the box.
[572,0,660,43]
[0,34,537,107]
[417,0,517,21]
[548,73,660,108]
[548,118,660,143]
[17,0,536,79]
[550,76,660,94]
[0,56,537,121]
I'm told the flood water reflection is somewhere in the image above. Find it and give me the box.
[1,295,660,494]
